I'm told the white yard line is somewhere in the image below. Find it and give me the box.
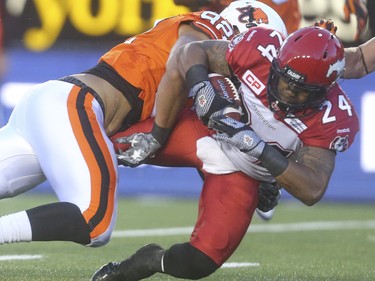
[2,220,374,263]
[222,262,260,268]
[0,255,43,261]
[112,220,375,238]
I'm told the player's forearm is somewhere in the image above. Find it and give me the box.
[360,37,375,75]
[261,145,335,206]
[275,161,330,206]
[152,33,197,144]
[344,37,375,79]
[343,47,366,78]
[153,68,186,145]
[178,40,231,79]
[178,42,209,80]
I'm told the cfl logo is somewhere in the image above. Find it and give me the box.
[197,94,207,107]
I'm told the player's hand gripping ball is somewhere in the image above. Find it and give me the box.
[208,73,243,121]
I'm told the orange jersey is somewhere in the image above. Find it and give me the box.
[99,11,235,122]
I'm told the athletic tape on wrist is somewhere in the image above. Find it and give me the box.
[186,64,209,89]
[259,144,289,177]
[152,123,173,146]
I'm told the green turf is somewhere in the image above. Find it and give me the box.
[0,194,374,281]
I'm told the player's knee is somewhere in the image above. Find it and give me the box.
[187,248,218,279]
[0,175,46,200]
[87,230,112,247]
[85,211,116,247]
[163,243,219,279]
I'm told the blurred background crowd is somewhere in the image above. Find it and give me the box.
[1,0,374,53]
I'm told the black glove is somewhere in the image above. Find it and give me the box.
[115,133,161,167]
[186,64,235,125]
[210,115,265,159]
[192,80,236,125]
[257,182,281,212]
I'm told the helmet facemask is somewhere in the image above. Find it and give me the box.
[267,59,328,118]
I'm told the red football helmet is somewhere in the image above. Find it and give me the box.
[267,26,345,117]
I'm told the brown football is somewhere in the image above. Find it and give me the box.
[209,73,242,120]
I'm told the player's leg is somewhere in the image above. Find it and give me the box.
[140,172,258,279]
[31,80,118,246]
[0,127,46,199]
[91,172,258,280]
[0,125,47,244]
[171,171,259,269]
[1,80,118,246]
[0,85,50,244]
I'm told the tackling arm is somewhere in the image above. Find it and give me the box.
[115,25,222,167]
[177,39,232,78]
[152,24,214,144]
[343,37,375,79]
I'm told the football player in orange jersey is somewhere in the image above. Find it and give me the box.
[0,10,236,249]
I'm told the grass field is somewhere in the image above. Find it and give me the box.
[0,193,374,281]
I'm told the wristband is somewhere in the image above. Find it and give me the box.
[186,64,209,89]
[151,123,173,146]
[259,144,289,177]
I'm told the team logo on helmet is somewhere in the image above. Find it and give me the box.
[327,58,345,78]
[250,7,269,25]
[237,6,269,27]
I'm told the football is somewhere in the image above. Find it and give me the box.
[208,73,242,120]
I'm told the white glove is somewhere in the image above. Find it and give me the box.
[210,115,265,159]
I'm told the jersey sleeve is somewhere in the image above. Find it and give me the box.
[300,86,359,153]
[226,27,282,81]
[188,11,235,40]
